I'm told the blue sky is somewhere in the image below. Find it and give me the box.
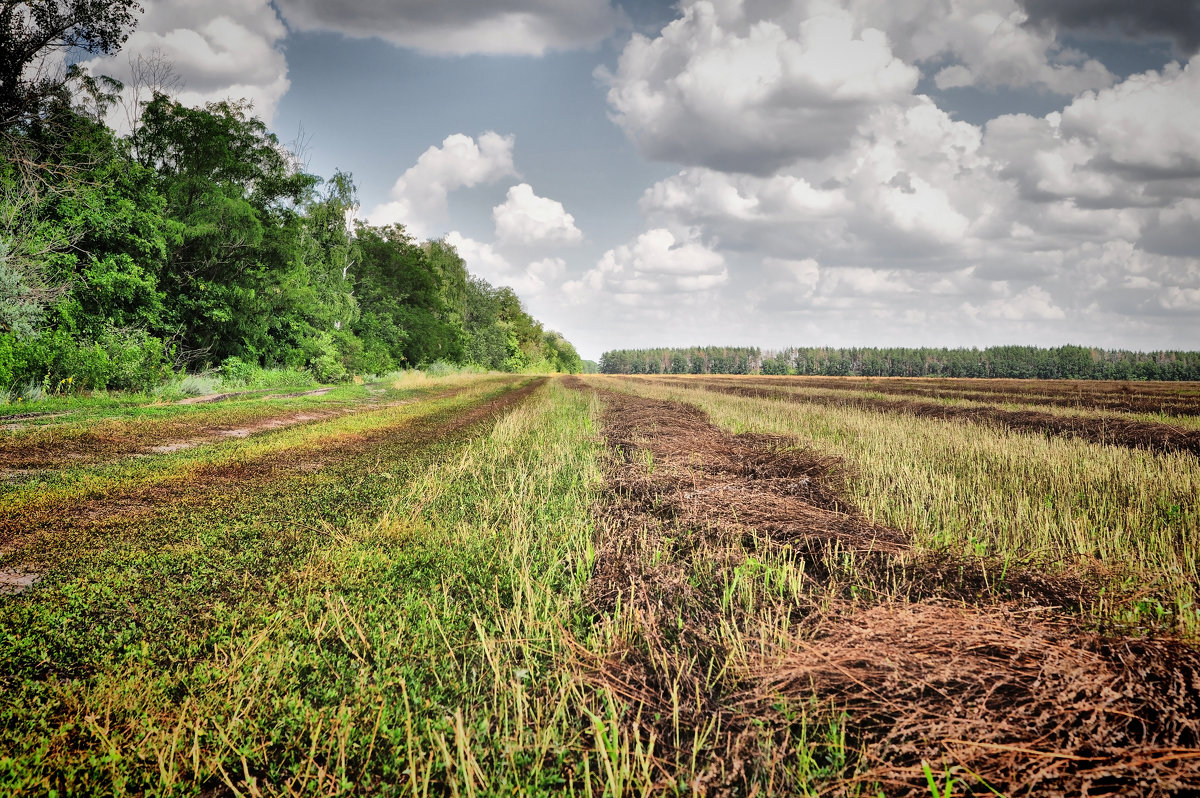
[86,0,1200,359]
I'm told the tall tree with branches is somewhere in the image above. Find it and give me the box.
[0,0,141,131]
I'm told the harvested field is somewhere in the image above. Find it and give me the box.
[653,376,1200,457]
[737,375,1200,416]
[569,376,1200,795]
[2,373,1197,796]
[0,378,511,470]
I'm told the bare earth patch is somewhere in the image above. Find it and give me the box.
[0,568,42,595]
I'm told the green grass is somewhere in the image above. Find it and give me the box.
[0,378,614,796]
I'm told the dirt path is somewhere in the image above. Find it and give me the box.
[654,376,1200,457]
[0,386,475,472]
[567,376,1200,796]
[0,378,546,557]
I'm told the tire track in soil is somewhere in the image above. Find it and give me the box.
[651,376,1200,458]
[0,385,478,472]
[0,378,546,562]
[565,376,1200,797]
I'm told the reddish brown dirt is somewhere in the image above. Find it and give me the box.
[725,375,1200,416]
[565,377,1200,796]
[0,379,545,547]
[0,387,472,471]
[174,389,273,405]
[654,377,1200,457]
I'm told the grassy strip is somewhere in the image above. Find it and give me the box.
[0,377,620,796]
[593,376,1200,636]
[0,376,519,533]
[0,376,517,470]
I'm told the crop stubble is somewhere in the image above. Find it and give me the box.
[566,376,1200,796]
[741,376,1200,417]
[648,376,1200,457]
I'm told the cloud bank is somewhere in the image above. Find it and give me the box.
[82,0,291,125]
[565,0,1200,354]
[275,0,625,56]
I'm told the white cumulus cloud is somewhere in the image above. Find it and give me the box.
[493,184,583,246]
[81,0,291,126]
[367,132,517,238]
[443,232,564,296]
[846,0,1116,95]
[1060,60,1200,178]
[601,0,920,174]
[565,228,727,304]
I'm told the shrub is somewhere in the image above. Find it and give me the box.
[219,356,258,387]
[310,353,346,384]
[177,374,220,396]
[2,326,170,393]
[244,367,316,390]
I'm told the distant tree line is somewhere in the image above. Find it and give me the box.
[601,346,1200,380]
[600,347,760,375]
[0,4,581,392]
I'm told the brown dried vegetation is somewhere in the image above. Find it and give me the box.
[566,377,1200,795]
[661,378,1200,457]
[744,376,1200,417]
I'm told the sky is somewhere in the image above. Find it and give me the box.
[82,0,1200,359]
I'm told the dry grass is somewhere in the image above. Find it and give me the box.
[654,376,1200,455]
[565,376,1200,795]
[599,375,1200,636]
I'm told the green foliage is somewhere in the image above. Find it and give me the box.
[600,346,760,375]
[0,78,580,394]
[599,345,1200,380]
[422,359,487,377]
[218,356,316,390]
[4,325,172,392]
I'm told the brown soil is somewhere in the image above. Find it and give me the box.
[565,376,1200,796]
[736,375,1200,416]
[0,387,469,471]
[660,377,1200,457]
[0,567,41,595]
[174,389,274,405]
[0,378,545,548]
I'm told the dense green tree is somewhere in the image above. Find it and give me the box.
[0,25,583,393]
[351,224,465,369]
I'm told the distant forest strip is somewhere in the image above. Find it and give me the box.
[1,9,582,394]
[599,346,1200,381]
